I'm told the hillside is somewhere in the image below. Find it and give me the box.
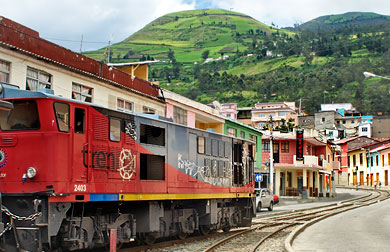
[84,9,293,62]
[290,12,390,31]
[84,10,390,115]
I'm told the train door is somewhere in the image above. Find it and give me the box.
[72,106,88,184]
[232,139,243,188]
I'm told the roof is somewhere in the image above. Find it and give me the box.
[370,143,390,153]
[0,16,161,101]
[262,135,326,146]
[225,117,263,136]
[333,136,361,144]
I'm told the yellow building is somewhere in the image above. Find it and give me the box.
[347,148,368,185]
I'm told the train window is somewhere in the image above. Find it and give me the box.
[140,124,165,146]
[212,139,218,156]
[198,136,205,154]
[109,118,121,142]
[0,100,40,130]
[204,159,211,177]
[224,142,231,158]
[74,108,85,134]
[140,154,165,180]
[54,102,69,132]
[205,138,211,156]
[218,160,224,177]
[224,161,230,177]
[219,141,224,157]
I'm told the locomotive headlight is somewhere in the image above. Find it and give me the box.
[26,167,37,179]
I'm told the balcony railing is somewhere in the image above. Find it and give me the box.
[293,155,321,167]
[331,161,340,170]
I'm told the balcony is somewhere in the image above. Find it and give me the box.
[293,155,322,167]
[331,161,340,170]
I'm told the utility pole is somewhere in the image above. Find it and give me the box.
[107,40,111,64]
[269,115,274,194]
[79,34,83,53]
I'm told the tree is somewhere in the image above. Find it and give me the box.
[167,49,176,63]
[202,50,210,60]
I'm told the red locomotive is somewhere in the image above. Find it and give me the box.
[0,83,255,251]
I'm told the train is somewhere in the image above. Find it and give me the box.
[0,83,256,251]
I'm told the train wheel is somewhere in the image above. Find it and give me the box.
[199,225,210,235]
[176,231,187,240]
[222,225,231,232]
[143,234,156,245]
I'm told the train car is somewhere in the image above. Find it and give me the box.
[0,83,256,251]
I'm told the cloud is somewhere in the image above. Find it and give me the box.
[0,0,195,51]
[2,0,390,51]
[210,0,390,27]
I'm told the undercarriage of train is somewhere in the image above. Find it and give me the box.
[1,197,255,251]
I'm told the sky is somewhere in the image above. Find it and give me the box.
[2,0,390,52]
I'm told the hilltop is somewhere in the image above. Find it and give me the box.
[84,9,292,62]
[290,12,390,31]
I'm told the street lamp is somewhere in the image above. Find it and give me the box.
[363,72,390,80]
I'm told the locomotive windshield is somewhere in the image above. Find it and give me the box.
[0,100,40,130]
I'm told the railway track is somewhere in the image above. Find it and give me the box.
[118,188,390,252]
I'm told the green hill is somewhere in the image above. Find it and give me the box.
[84,10,390,115]
[84,9,293,62]
[291,12,390,31]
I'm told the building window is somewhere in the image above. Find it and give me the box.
[174,106,187,125]
[117,98,133,113]
[227,127,236,137]
[342,120,346,124]
[382,155,385,167]
[249,134,256,143]
[240,131,245,139]
[143,106,155,114]
[360,153,363,165]
[278,112,289,117]
[262,141,270,152]
[348,156,350,167]
[258,122,266,128]
[0,60,10,83]
[351,120,355,123]
[26,67,52,91]
[362,127,368,132]
[376,156,379,166]
[306,143,311,155]
[258,114,265,118]
[281,141,289,153]
[321,117,325,123]
[72,83,92,102]
[353,154,356,167]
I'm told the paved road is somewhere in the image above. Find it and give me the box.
[293,189,390,252]
[257,188,367,215]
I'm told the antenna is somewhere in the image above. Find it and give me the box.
[79,34,83,53]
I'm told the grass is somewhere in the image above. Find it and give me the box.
[84,8,294,64]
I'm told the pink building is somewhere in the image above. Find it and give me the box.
[261,134,331,198]
[220,103,238,120]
